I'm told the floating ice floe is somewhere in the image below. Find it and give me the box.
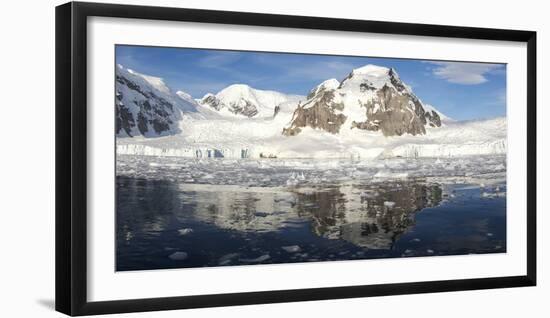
[481,191,506,198]
[168,251,188,261]
[178,228,194,235]
[384,201,396,208]
[360,190,378,199]
[239,254,271,263]
[286,171,307,185]
[374,170,409,179]
[218,253,240,265]
[281,245,301,253]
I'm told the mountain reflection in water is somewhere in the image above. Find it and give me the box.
[116,176,505,271]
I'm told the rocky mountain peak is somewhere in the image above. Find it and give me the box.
[126,67,172,94]
[115,66,211,137]
[283,80,346,136]
[339,64,407,92]
[284,64,444,137]
[115,66,183,137]
[351,64,391,76]
[306,79,340,99]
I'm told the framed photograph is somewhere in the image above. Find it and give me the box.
[55,1,536,316]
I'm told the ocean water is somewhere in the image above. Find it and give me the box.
[115,156,506,271]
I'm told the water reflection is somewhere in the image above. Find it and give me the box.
[299,184,442,249]
[117,177,442,251]
[117,175,506,270]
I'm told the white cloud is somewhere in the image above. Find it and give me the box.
[427,61,503,85]
[197,51,242,69]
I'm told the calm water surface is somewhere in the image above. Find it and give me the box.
[116,159,506,271]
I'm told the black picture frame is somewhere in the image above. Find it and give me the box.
[55,1,537,316]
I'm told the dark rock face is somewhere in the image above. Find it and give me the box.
[273,105,281,118]
[230,99,259,117]
[200,94,259,117]
[283,88,346,136]
[200,94,222,111]
[424,110,442,127]
[115,72,179,137]
[115,102,134,136]
[351,84,427,136]
[388,68,408,92]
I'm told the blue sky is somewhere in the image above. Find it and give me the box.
[116,45,506,120]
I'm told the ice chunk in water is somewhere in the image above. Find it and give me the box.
[374,170,409,179]
[239,254,271,263]
[178,228,194,235]
[384,201,396,208]
[218,253,240,265]
[281,245,301,253]
[168,251,188,261]
[360,190,378,199]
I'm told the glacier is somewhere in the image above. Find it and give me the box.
[117,116,506,159]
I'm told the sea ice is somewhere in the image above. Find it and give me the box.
[281,245,301,253]
[239,254,271,263]
[384,201,396,208]
[178,228,194,235]
[374,171,409,179]
[116,154,506,189]
[168,251,188,261]
[218,253,240,265]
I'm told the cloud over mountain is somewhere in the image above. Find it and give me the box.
[427,61,503,85]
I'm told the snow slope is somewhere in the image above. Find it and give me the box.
[116,65,179,137]
[199,84,304,118]
[117,116,506,159]
[424,104,452,123]
[127,68,171,94]
[115,65,214,137]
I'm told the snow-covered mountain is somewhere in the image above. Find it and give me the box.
[115,65,224,137]
[199,84,304,118]
[115,63,505,159]
[283,65,444,137]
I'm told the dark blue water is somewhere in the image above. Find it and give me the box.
[116,175,506,271]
